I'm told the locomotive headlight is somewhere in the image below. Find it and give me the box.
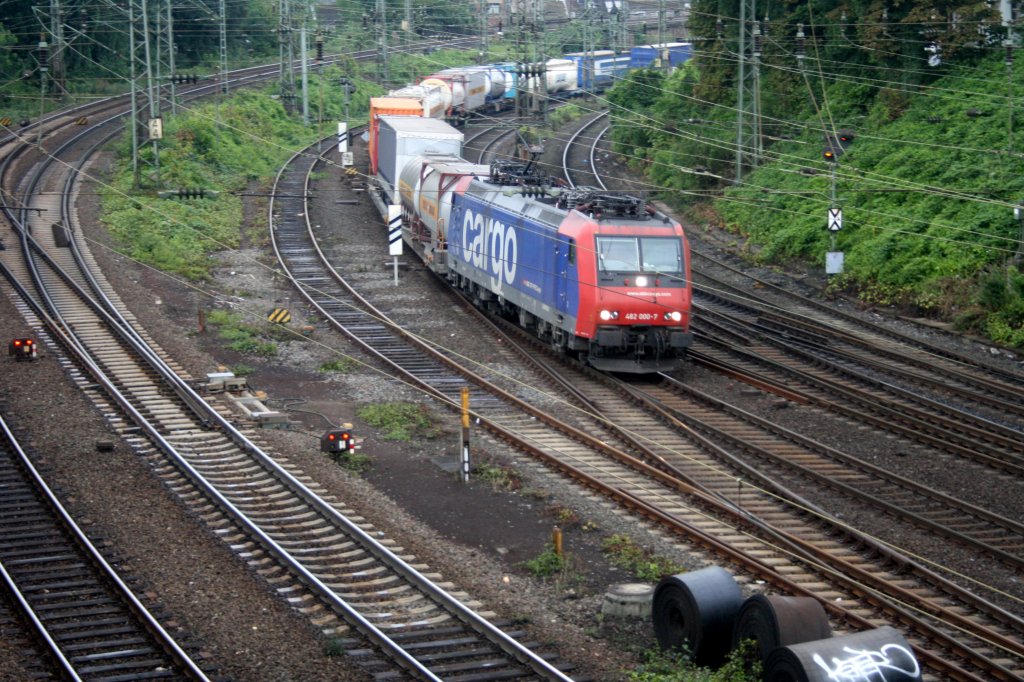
[634,276,649,287]
[664,311,682,322]
[599,310,619,321]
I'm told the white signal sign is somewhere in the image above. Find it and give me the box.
[148,117,163,140]
[826,251,844,275]
[827,207,842,232]
[387,205,403,256]
[337,122,348,154]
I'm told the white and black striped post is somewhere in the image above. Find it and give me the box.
[388,205,402,286]
[337,121,348,154]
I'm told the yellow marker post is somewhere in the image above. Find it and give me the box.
[460,387,470,483]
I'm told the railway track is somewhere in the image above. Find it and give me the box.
[665,209,1024,396]
[691,291,1023,442]
[469,311,1024,682]
[0,404,210,680]
[570,112,1024,479]
[463,118,521,164]
[5,49,1022,680]
[270,141,588,680]
[2,41,584,681]
[575,114,1023,437]
[274,122,1024,679]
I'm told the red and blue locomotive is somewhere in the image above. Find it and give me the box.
[372,118,693,374]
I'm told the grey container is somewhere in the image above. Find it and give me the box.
[376,116,464,191]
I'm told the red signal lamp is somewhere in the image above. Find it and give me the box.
[321,426,356,455]
[9,338,37,360]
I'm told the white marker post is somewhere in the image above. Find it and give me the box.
[826,207,843,275]
[337,121,348,154]
[388,205,402,286]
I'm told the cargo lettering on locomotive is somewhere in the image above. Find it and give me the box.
[461,208,517,287]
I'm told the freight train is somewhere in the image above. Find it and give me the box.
[368,115,693,374]
[367,43,692,174]
[364,43,694,373]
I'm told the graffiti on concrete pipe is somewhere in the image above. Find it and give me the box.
[812,642,919,681]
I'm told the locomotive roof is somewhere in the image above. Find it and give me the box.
[464,179,675,227]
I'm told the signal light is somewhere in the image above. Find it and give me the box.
[321,427,356,457]
[9,338,37,360]
[823,128,854,162]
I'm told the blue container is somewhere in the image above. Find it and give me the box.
[630,43,692,69]
[563,50,616,92]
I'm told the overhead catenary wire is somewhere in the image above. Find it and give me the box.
[7,9,1021,266]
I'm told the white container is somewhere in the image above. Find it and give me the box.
[388,82,449,119]
[521,58,579,95]
[377,116,464,190]
[465,65,509,100]
[547,58,579,92]
[422,67,488,114]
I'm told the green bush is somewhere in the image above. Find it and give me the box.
[206,309,277,357]
[319,357,357,373]
[607,43,1024,347]
[357,402,439,441]
[333,450,372,472]
[100,77,377,281]
[474,462,523,491]
[230,363,256,377]
[627,643,761,681]
[602,534,684,582]
[521,544,568,578]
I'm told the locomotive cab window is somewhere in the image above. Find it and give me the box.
[597,236,683,281]
[639,237,682,275]
[597,236,639,272]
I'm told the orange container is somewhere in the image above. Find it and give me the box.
[368,97,424,174]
